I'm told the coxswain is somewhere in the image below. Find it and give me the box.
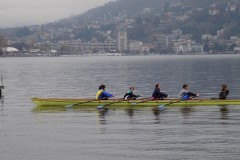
[218,84,229,99]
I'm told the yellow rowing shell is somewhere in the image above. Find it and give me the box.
[31,97,240,107]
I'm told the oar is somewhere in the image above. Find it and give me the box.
[130,98,152,105]
[97,98,125,109]
[65,99,96,108]
[157,99,182,110]
[130,97,170,105]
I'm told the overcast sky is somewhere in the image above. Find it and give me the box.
[0,0,113,28]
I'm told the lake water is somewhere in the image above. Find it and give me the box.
[0,55,240,160]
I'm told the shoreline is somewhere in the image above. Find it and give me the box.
[0,53,240,58]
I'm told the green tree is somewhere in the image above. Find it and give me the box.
[11,42,29,51]
[14,27,32,37]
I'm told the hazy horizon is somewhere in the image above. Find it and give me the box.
[0,0,113,28]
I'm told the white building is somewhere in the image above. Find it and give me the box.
[209,9,220,15]
[202,34,212,40]
[129,41,143,52]
[2,47,19,53]
[1,47,19,56]
[141,44,155,53]
[173,40,203,53]
[190,43,204,52]
[234,47,240,53]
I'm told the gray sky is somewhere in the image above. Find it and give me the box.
[0,0,113,28]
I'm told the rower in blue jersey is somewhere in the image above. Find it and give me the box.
[179,84,199,100]
[96,84,114,100]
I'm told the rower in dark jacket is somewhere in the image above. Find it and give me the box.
[152,84,168,100]
[218,84,229,99]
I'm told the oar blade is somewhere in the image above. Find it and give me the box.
[157,104,166,111]
[97,105,104,109]
[65,104,74,108]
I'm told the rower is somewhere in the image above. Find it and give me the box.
[124,86,141,100]
[96,84,114,100]
[0,86,4,99]
[179,84,199,100]
[0,74,3,99]
[152,84,169,100]
[218,84,229,100]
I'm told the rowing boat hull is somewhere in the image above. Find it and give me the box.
[31,97,240,107]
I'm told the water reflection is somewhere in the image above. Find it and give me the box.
[151,106,195,123]
[151,107,167,124]
[0,97,5,112]
[152,107,160,116]
[219,106,229,120]
[97,107,109,125]
[152,107,161,124]
[32,106,69,112]
[124,108,134,118]
[181,106,194,118]
[0,97,3,106]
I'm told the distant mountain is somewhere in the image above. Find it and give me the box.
[77,0,178,20]
[53,0,180,26]
[1,0,240,46]
[67,0,227,22]
[1,0,179,37]
[76,0,240,41]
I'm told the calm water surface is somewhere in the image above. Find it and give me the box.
[0,55,240,160]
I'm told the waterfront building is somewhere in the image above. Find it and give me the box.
[117,29,128,53]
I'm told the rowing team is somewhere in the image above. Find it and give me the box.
[96,83,229,101]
